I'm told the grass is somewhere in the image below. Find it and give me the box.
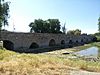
[0,42,100,75]
[90,42,100,47]
[0,50,70,75]
[0,49,16,60]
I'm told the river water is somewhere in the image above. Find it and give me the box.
[74,47,99,57]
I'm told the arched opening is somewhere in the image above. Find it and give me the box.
[92,37,97,42]
[29,42,39,49]
[61,40,65,45]
[49,39,56,46]
[69,40,73,44]
[76,40,78,43]
[61,40,65,49]
[81,39,83,42]
[68,40,73,48]
[3,40,14,50]
[81,39,84,45]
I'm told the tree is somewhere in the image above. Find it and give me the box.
[29,22,34,33]
[47,19,61,33]
[67,29,81,35]
[74,29,81,35]
[43,20,50,33]
[0,0,10,30]
[67,30,74,35]
[29,19,62,33]
[98,17,100,33]
[29,19,46,33]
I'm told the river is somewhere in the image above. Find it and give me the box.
[74,47,99,57]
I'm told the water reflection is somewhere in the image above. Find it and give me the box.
[74,47,99,57]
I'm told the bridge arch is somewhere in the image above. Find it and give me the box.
[81,39,84,45]
[61,40,65,45]
[3,40,14,50]
[69,40,73,44]
[81,39,83,42]
[76,40,79,43]
[49,39,56,46]
[29,42,39,49]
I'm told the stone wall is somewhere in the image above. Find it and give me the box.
[0,31,95,51]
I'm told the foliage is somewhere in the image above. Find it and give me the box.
[0,0,10,30]
[94,32,100,36]
[93,32,100,41]
[91,42,100,47]
[67,30,74,35]
[29,19,62,33]
[67,29,81,35]
[98,17,100,33]
[96,36,100,42]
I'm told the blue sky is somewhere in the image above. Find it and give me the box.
[5,0,100,34]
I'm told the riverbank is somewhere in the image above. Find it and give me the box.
[0,42,100,75]
[41,42,100,72]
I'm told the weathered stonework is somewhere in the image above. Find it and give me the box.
[0,31,95,52]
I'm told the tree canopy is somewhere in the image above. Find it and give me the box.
[0,0,10,30]
[67,29,81,35]
[29,19,62,33]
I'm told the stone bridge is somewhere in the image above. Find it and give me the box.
[0,31,95,52]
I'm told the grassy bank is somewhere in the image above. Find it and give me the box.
[91,42,100,48]
[0,42,100,75]
[0,49,69,75]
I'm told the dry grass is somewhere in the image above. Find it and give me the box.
[0,50,70,75]
[0,42,100,75]
[0,59,70,75]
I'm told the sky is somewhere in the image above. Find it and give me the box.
[4,0,100,34]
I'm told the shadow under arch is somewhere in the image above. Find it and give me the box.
[81,39,84,45]
[68,40,73,48]
[3,40,14,50]
[69,40,73,44]
[49,39,56,46]
[81,39,84,42]
[76,40,79,43]
[61,40,65,45]
[29,42,39,49]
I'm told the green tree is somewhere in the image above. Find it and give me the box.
[67,30,74,35]
[74,29,81,35]
[43,21,50,33]
[67,29,81,35]
[29,19,62,33]
[29,19,45,33]
[0,0,10,30]
[98,17,100,33]
[47,19,61,33]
